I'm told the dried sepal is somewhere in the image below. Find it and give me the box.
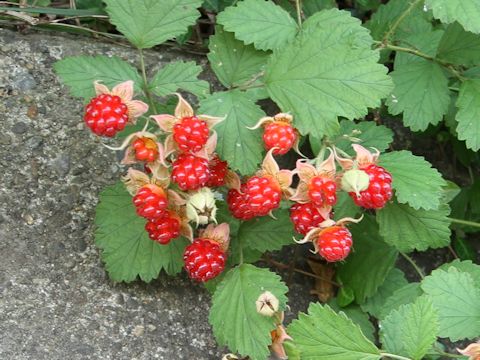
[122,168,151,195]
[197,114,225,129]
[200,222,230,252]
[255,291,279,317]
[224,169,241,191]
[259,148,294,196]
[295,215,363,246]
[335,144,380,170]
[186,188,218,226]
[270,312,292,360]
[167,189,186,206]
[457,341,480,360]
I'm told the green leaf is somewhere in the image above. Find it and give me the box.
[442,180,461,203]
[377,202,451,252]
[284,341,301,360]
[394,30,444,67]
[302,0,336,17]
[217,0,298,51]
[386,61,450,131]
[337,216,398,304]
[95,182,188,282]
[54,55,142,100]
[379,283,423,319]
[439,259,480,288]
[437,22,480,66]
[328,299,376,342]
[361,268,408,318]
[425,0,480,34]
[456,79,480,151]
[453,237,477,261]
[421,267,480,340]
[207,26,269,88]
[149,61,209,98]
[265,9,393,139]
[209,264,288,360]
[380,296,439,360]
[379,151,447,210]
[238,209,294,253]
[333,191,360,220]
[288,303,381,360]
[333,120,394,155]
[104,0,202,49]
[198,90,265,175]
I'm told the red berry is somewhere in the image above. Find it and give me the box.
[171,153,210,191]
[289,202,326,235]
[349,164,392,209]
[183,238,226,282]
[145,210,180,245]
[84,94,128,137]
[263,122,297,155]
[316,226,352,262]
[133,185,167,220]
[173,116,209,153]
[132,137,158,163]
[245,176,281,216]
[206,155,228,187]
[308,175,337,207]
[227,184,256,221]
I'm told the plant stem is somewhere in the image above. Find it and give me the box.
[383,0,423,42]
[295,0,302,26]
[138,48,157,114]
[380,352,412,360]
[400,252,425,279]
[236,71,265,91]
[450,217,480,228]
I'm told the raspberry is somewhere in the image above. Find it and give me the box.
[206,155,228,187]
[171,153,210,191]
[316,226,352,262]
[263,122,297,155]
[349,164,392,209]
[245,176,281,216]
[132,137,158,163]
[227,184,255,221]
[173,116,209,153]
[289,202,326,235]
[133,185,168,220]
[183,238,226,282]
[145,210,180,245]
[308,176,337,207]
[84,94,128,137]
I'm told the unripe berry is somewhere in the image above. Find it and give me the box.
[132,137,158,163]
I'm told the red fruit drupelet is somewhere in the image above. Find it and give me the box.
[206,155,228,187]
[245,175,282,217]
[84,94,128,137]
[183,238,226,282]
[289,202,327,235]
[171,153,211,191]
[132,185,168,220]
[145,210,181,245]
[132,137,158,163]
[173,116,209,153]
[263,122,297,155]
[349,164,393,209]
[227,184,256,221]
[308,175,337,207]
[316,226,353,262]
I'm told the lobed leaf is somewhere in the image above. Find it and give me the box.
[456,79,480,151]
[425,0,480,34]
[437,22,480,66]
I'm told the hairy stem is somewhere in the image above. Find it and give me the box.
[380,352,412,360]
[450,217,480,228]
[383,0,423,42]
[138,48,157,114]
[295,0,302,25]
[400,252,425,279]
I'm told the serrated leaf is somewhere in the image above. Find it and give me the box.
[217,0,298,51]
[333,120,394,155]
[439,259,480,288]
[337,216,398,304]
[54,55,142,100]
[377,202,451,252]
[421,267,480,340]
[265,9,393,139]
[361,268,408,318]
[302,0,336,17]
[328,299,376,342]
[379,283,423,319]
[456,79,480,151]
[104,0,202,49]
[425,0,480,34]
[95,182,188,282]
[442,180,461,203]
[288,303,381,360]
[394,30,444,67]
[238,209,294,253]
[149,61,209,98]
[209,264,288,360]
[386,61,450,131]
[437,22,480,66]
[380,296,438,360]
[198,90,265,175]
[380,151,446,210]
[207,26,269,88]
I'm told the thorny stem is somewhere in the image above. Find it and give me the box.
[138,48,157,114]
[295,0,302,26]
[380,352,412,360]
[262,256,342,287]
[450,217,480,229]
[400,252,425,279]
[382,0,423,43]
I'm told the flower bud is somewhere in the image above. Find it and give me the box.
[341,169,370,195]
[256,291,279,317]
[186,188,217,226]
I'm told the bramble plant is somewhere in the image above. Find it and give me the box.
[47,0,480,358]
